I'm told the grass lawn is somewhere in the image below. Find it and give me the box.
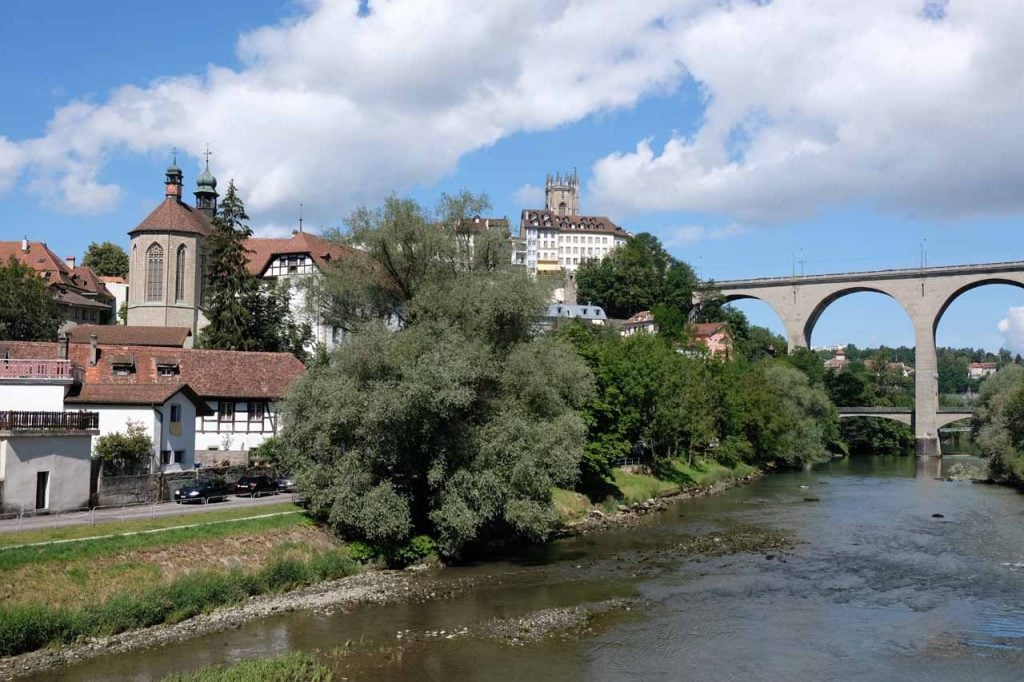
[613,459,756,504]
[552,488,592,520]
[0,502,304,549]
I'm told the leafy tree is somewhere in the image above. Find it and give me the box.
[82,241,129,278]
[839,417,914,455]
[94,420,153,474]
[575,233,697,319]
[973,364,1024,484]
[279,196,593,559]
[0,256,62,341]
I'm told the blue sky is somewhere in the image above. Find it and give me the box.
[1,0,1022,352]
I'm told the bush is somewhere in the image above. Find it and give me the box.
[163,651,333,682]
[94,420,154,475]
[0,605,79,657]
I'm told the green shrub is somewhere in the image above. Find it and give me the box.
[389,535,437,567]
[0,605,79,656]
[261,558,312,592]
[345,541,379,565]
[163,651,333,681]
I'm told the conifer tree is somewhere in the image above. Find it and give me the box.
[198,181,256,350]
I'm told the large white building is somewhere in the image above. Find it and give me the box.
[514,171,632,275]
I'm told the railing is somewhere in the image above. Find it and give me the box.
[0,359,81,382]
[0,410,99,432]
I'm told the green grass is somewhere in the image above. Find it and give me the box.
[0,549,360,658]
[0,502,303,549]
[0,512,310,573]
[613,459,756,504]
[162,652,333,682]
[552,488,592,520]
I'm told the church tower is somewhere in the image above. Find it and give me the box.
[126,159,214,335]
[194,149,219,218]
[545,170,579,216]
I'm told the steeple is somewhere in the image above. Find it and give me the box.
[545,168,580,216]
[194,145,218,218]
[165,148,183,200]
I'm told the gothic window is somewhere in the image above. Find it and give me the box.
[146,243,164,302]
[174,245,187,302]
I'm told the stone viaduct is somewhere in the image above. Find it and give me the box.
[696,261,1024,457]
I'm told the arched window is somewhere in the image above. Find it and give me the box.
[174,245,187,302]
[146,243,164,302]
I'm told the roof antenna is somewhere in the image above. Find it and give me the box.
[298,203,304,233]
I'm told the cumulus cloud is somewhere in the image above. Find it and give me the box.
[591,0,1024,222]
[663,225,705,248]
[998,307,1024,352]
[0,0,698,219]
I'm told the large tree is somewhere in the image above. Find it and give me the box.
[82,241,129,278]
[198,182,311,358]
[575,232,698,319]
[0,256,62,341]
[280,194,593,559]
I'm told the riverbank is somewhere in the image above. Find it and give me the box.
[0,464,764,680]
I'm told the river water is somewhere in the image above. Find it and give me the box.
[35,456,1024,681]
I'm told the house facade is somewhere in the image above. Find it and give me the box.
[690,322,733,359]
[622,310,657,336]
[968,362,998,380]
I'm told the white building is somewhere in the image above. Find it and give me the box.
[622,310,657,336]
[968,362,998,380]
[514,171,632,275]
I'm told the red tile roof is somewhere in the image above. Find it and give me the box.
[969,362,998,369]
[66,383,212,414]
[690,322,729,338]
[0,241,112,304]
[0,341,305,401]
[130,198,213,237]
[242,231,353,276]
[520,210,633,238]
[68,325,191,348]
[625,310,655,326]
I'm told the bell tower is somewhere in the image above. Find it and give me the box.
[194,146,219,218]
[545,170,579,216]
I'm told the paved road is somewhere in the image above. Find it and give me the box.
[0,492,298,534]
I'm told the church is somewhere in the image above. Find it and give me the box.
[125,160,348,350]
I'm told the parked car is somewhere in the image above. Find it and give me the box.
[275,476,295,492]
[233,475,278,497]
[174,478,232,504]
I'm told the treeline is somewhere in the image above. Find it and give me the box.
[974,365,1024,486]
[277,197,842,563]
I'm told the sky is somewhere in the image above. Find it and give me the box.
[1,0,1022,352]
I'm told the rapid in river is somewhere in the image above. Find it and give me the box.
[32,455,1024,681]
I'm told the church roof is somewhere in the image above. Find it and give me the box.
[68,325,191,348]
[243,231,353,276]
[130,197,213,237]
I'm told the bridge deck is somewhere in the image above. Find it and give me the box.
[709,260,1024,289]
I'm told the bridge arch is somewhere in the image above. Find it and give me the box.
[802,286,914,348]
[932,276,1024,338]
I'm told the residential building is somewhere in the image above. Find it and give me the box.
[690,322,733,359]
[0,337,305,471]
[99,276,128,322]
[544,303,608,326]
[824,348,850,371]
[968,362,998,380]
[0,352,98,511]
[514,171,632,275]
[622,310,657,336]
[0,240,114,328]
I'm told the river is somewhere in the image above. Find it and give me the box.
[31,456,1024,681]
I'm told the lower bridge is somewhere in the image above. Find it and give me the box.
[837,407,973,430]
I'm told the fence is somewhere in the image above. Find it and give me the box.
[0,359,81,381]
[0,410,99,431]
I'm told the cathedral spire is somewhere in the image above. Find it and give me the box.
[194,144,219,218]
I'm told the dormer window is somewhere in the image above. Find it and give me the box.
[111,355,135,376]
[156,359,180,377]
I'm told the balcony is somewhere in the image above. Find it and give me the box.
[0,359,82,384]
[0,410,99,434]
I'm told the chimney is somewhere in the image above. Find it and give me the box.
[89,333,98,367]
[21,236,28,252]
[58,332,69,361]
[66,256,76,269]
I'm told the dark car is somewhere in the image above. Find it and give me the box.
[275,476,295,492]
[233,475,278,497]
[174,478,232,504]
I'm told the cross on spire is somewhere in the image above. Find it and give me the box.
[172,147,178,166]
[203,144,212,169]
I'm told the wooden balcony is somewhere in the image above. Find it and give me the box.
[0,410,99,433]
[0,359,82,383]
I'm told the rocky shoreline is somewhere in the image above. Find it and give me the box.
[0,469,764,680]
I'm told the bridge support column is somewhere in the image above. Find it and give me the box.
[913,318,940,457]
[781,313,810,351]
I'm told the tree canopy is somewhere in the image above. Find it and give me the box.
[279,193,592,559]
[82,241,129,278]
[0,256,62,341]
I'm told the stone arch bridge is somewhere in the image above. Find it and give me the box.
[695,261,1024,456]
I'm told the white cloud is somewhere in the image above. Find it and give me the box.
[251,223,297,239]
[998,306,1024,352]
[591,0,1024,222]
[514,183,545,208]
[708,223,747,239]
[0,0,698,219]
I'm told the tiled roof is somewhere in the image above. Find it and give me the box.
[520,210,632,238]
[454,215,511,234]
[243,231,353,276]
[0,241,113,304]
[690,322,728,338]
[0,340,305,401]
[130,198,213,237]
[969,362,997,369]
[68,266,113,299]
[66,383,212,414]
[625,310,655,326]
[53,288,110,309]
[68,325,191,348]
